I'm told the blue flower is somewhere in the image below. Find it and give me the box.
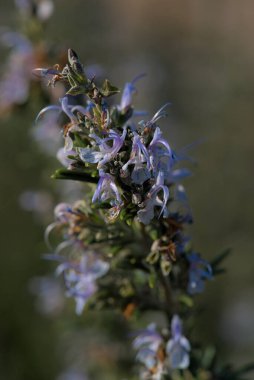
[133,323,164,377]
[33,67,60,78]
[59,97,82,151]
[82,127,126,168]
[44,202,78,249]
[59,96,77,122]
[120,82,136,111]
[119,74,145,112]
[166,168,192,183]
[57,147,76,168]
[187,252,213,294]
[92,170,122,206]
[56,254,109,315]
[166,315,191,369]
[0,31,33,112]
[54,202,74,222]
[137,171,169,224]
[169,184,193,223]
[122,132,150,185]
[36,95,84,125]
[15,0,54,21]
[148,127,173,177]
[36,96,93,152]
[79,147,104,164]
[1,30,32,53]
[71,102,94,119]
[150,103,171,124]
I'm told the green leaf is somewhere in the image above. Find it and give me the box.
[100,79,120,97]
[201,345,216,369]
[52,168,98,183]
[73,132,87,148]
[119,208,127,221]
[91,201,111,210]
[148,271,156,289]
[211,248,231,275]
[178,294,194,308]
[126,218,133,226]
[68,48,79,65]
[67,85,86,96]
[149,229,159,241]
[68,49,87,84]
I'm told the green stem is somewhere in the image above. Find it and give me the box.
[158,269,174,323]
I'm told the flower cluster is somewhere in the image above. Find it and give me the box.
[133,315,190,379]
[45,201,110,314]
[36,49,191,228]
[133,323,164,380]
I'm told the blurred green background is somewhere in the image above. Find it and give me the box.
[0,0,254,379]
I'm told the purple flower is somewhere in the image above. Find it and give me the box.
[119,74,145,112]
[169,184,193,223]
[60,96,77,122]
[54,202,73,222]
[92,170,122,206]
[137,171,169,224]
[166,315,191,369]
[81,127,126,168]
[57,147,76,168]
[0,31,33,112]
[79,147,104,164]
[1,31,32,53]
[71,102,94,118]
[133,323,163,374]
[15,0,54,21]
[148,127,173,177]
[36,96,89,152]
[44,203,88,250]
[33,67,60,78]
[36,96,92,123]
[122,132,150,185]
[166,168,192,184]
[150,103,171,124]
[35,104,62,123]
[56,254,109,315]
[120,82,136,111]
[59,97,82,151]
[187,252,213,294]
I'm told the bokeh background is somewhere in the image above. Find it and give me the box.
[0,0,254,379]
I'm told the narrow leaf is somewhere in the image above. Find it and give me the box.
[100,79,120,97]
[52,168,98,183]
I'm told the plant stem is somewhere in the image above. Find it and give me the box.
[158,269,174,323]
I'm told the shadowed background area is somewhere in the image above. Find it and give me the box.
[0,0,253,379]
